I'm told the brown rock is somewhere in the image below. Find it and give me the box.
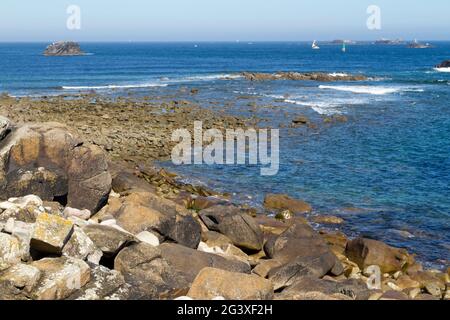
[31,257,91,300]
[263,194,312,214]
[114,242,188,299]
[345,238,414,273]
[188,267,274,300]
[159,243,251,284]
[31,212,74,254]
[199,205,263,251]
[82,224,135,257]
[0,122,111,213]
[312,215,344,225]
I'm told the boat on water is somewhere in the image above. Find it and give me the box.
[312,40,320,50]
[342,43,346,53]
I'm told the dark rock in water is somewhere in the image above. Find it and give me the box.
[264,193,312,214]
[435,60,450,68]
[0,122,111,213]
[241,72,367,82]
[199,205,264,251]
[43,41,85,56]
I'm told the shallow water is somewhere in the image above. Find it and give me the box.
[0,42,449,267]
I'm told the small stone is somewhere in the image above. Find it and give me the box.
[62,226,98,260]
[136,231,160,247]
[312,215,344,225]
[63,207,91,220]
[31,212,74,254]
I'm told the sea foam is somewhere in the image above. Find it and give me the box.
[319,85,424,95]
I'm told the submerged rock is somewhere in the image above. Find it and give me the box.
[43,41,85,56]
[264,194,312,214]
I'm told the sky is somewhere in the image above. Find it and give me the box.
[0,0,449,41]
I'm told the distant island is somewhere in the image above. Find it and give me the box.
[374,38,404,45]
[407,39,433,49]
[43,41,85,56]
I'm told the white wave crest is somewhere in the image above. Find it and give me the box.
[434,67,450,73]
[319,85,424,95]
[62,83,168,90]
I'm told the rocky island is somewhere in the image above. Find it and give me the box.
[0,94,448,301]
[43,41,85,56]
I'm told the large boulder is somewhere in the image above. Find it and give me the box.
[95,191,201,248]
[188,267,274,300]
[114,242,189,299]
[0,122,111,213]
[278,276,372,300]
[345,238,414,273]
[159,243,251,284]
[31,212,74,254]
[82,224,135,258]
[199,205,263,251]
[31,257,91,300]
[263,194,312,214]
[264,223,343,276]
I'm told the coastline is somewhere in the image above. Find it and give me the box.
[0,91,449,300]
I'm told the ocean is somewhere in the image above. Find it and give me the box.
[0,42,449,267]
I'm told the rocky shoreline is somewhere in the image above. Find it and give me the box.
[0,95,449,300]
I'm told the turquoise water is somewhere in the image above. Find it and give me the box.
[0,42,449,267]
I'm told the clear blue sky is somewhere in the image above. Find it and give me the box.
[0,0,449,41]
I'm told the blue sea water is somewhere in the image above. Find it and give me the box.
[0,42,449,267]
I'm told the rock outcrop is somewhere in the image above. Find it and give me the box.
[0,121,111,213]
[242,72,367,82]
[43,42,85,56]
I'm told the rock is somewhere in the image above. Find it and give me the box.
[114,243,189,299]
[435,60,450,68]
[0,116,11,141]
[63,207,91,220]
[188,267,274,300]
[31,257,91,300]
[82,224,135,258]
[0,232,25,266]
[43,41,85,56]
[62,226,99,261]
[394,275,421,290]
[136,231,160,247]
[68,265,131,300]
[407,271,446,297]
[264,223,342,275]
[31,212,74,254]
[379,290,410,300]
[111,170,155,193]
[0,122,111,213]
[279,276,372,300]
[268,251,339,290]
[4,218,34,261]
[345,238,414,273]
[241,72,367,82]
[191,196,229,211]
[199,205,263,251]
[252,259,283,278]
[292,116,309,125]
[159,243,251,285]
[263,194,312,214]
[99,191,201,248]
[312,215,344,225]
[0,263,41,293]
[414,293,440,300]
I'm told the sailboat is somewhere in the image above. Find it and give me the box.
[312,40,320,50]
[342,43,346,53]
